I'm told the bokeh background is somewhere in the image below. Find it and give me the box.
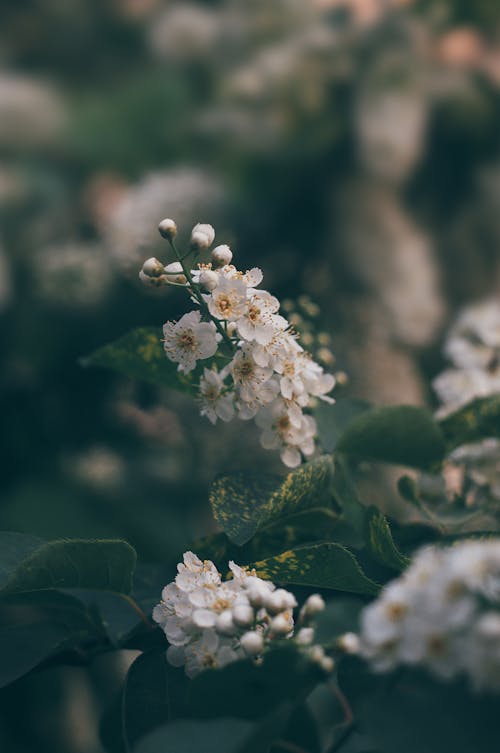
[1,1,500,750]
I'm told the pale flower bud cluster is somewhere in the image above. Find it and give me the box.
[357,539,500,691]
[148,219,336,467]
[152,552,331,678]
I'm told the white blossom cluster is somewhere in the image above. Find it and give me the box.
[424,300,500,516]
[433,300,500,416]
[358,539,500,691]
[152,551,332,678]
[140,219,335,468]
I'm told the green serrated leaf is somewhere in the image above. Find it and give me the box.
[439,394,500,450]
[251,543,379,595]
[337,405,446,470]
[365,508,410,572]
[210,456,334,546]
[81,327,194,392]
[0,535,137,597]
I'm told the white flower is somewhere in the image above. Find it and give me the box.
[153,553,323,678]
[229,346,277,410]
[358,539,500,689]
[205,275,248,321]
[256,398,317,468]
[236,290,282,345]
[433,368,500,415]
[191,223,215,249]
[152,219,337,468]
[199,269,219,291]
[163,311,218,373]
[199,368,235,424]
[445,300,500,370]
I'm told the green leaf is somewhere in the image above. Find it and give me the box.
[337,405,446,470]
[121,651,172,750]
[314,399,371,453]
[251,543,379,595]
[339,658,500,753]
[210,456,334,546]
[313,597,364,645]
[364,508,409,572]
[0,532,45,589]
[439,394,500,450]
[189,646,323,720]
[81,327,194,392]
[0,590,102,688]
[0,535,137,597]
[135,718,271,753]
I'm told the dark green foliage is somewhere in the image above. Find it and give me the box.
[364,508,409,572]
[439,395,500,450]
[189,646,324,720]
[0,534,137,596]
[337,405,446,469]
[251,543,379,595]
[339,657,500,753]
[82,327,195,392]
[209,456,334,545]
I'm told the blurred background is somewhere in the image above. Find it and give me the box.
[1,0,500,750]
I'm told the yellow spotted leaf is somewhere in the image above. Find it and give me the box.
[81,327,194,392]
[209,456,334,546]
[251,542,379,595]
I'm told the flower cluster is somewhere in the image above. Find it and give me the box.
[433,300,500,416]
[152,552,332,678]
[358,539,500,691]
[140,219,336,467]
[420,300,500,519]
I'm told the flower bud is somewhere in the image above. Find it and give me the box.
[319,655,335,673]
[240,630,264,656]
[265,588,296,614]
[336,632,360,655]
[215,610,236,636]
[246,580,270,609]
[164,261,187,285]
[191,223,215,250]
[296,627,314,646]
[211,244,232,267]
[142,257,165,277]
[199,269,219,291]
[269,614,292,636]
[158,218,178,240]
[139,269,168,287]
[302,594,325,618]
[232,603,254,628]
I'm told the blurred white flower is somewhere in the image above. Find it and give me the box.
[102,169,226,272]
[33,242,113,309]
[358,539,500,690]
[0,74,65,148]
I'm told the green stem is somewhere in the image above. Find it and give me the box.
[169,238,235,353]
